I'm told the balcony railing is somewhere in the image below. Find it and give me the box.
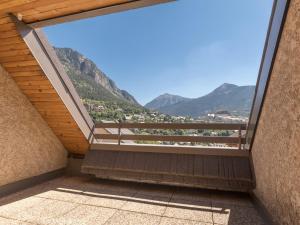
[93,122,248,157]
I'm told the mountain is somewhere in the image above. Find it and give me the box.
[54,48,254,118]
[54,47,139,105]
[145,83,255,117]
[145,93,191,110]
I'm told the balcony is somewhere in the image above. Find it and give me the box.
[81,122,253,192]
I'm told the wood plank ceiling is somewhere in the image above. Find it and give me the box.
[0,0,135,154]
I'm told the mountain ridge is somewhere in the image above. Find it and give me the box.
[145,93,191,110]
[145,83,255,117]
[54,47,254,118]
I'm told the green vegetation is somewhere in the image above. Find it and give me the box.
[82,99,146,122]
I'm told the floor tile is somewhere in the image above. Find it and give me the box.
[12,198,78,224]
[172,189,211,203]
[211,205,231,225]
[84,192,128,209]
[121,194,169,215]
[212,204,266,225]
[0,217,31,225]
[83,180,138,196]
[211,192,253,207]
[137,185,174,198]
[104,210,161,225]
[45,205,116,225]
[0,196,46,218]
[36,189,88,204]
[159,217,212,225]
[164,199,213,223]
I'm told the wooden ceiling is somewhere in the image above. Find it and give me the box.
[0,0,169,154]
[0,16,90,154]
[0,0,132,23]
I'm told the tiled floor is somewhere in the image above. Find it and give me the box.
[0,176,267,225]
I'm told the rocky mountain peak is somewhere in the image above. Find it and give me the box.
[54,47,139,105]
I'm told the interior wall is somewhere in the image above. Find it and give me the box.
[0,65,67,186]
[251,0,300,224]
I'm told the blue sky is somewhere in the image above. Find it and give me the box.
[44,0,273,105]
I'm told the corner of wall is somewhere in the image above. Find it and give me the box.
[0,64,68,187]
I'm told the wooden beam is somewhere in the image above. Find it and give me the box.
[95,133,246,144]
[91,143,250,157]
[28,0,175,28]
[95,122,247,130]
[10,15,95,143]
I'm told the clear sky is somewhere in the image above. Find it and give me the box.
[44,0,273,105]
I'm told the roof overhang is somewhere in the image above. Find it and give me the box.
[28,0,175,28]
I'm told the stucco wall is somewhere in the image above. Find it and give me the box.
[0,65,67,186]
[251,0,300,224]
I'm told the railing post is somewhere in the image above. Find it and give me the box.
[238,125,242,150]
[118,122,121,145]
